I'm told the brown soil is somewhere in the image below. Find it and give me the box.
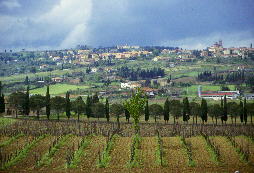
[163,137,188,168]
[1,136,34,155]
[140,137,157,168]
[78,136,106,170]
[211,136,251,171]
[7,135,55,172]
[186,136,216,167]
[108,137,131,168]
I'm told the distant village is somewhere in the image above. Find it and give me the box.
[1,41,254,101]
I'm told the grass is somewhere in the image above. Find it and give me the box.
[180,136,195,167]
[67,136,91,168]
[155,132,166,167]
[183,84,236,97]
[202,135,220,164]
[0,134,46,170]
[97,134,117,168]
[0,68,85,84]
[0,134,24,148]
[128,134,142,168]
[0,117,16,128]
[30,84,90,95]
[37,134,71,167]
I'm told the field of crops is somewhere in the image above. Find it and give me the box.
[0,118,254,172]
[0,133,254,172]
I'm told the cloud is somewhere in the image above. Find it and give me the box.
[0,0,254,50]
[0,0,92,50]
[160,31,254,50]
[0,0,21,9]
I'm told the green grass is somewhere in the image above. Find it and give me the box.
[67,136,91,168]
[0,68,85,84]
[0,118,16,128]
[37,134,71,167]
[30,84,90,95]
[127,134,142,168]
[184,84,236,97]
[202,136,220,165]
[180,136,196,167]
[0,134,24,147]
[97,134,117,168]
[0,135,46,170]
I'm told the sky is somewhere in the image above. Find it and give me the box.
[0,0,253,50]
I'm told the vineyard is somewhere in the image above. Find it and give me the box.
[0,119,254,172]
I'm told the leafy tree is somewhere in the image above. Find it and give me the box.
[46,85,50,120]
[86,96,92,120]
[110,103,124,128]
[24,86,30,116]
[110,103,124,117]
[200,99,208,123]
[208,104,222,125]
[243,98,247,124]
[227,102,240,125]
[8,92,26,118]
[246,102,254,124]
[92,102,105,120]
[163,98,170,123]
[169,100,182,124]
[105,98,110,122]
[51,96,65,120]
[189,102,200,124]
[72,96,85,121]
[182,97,190,123]
[65,92,71,119]
[144,99,149,121]
[149,104,163,123]
[125,108,130,123]
[124,89,146,134]
[30,94,45,119]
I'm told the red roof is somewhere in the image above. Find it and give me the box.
[201,92,235,96]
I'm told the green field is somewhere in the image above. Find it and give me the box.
[0,68,85,84]
[30,84,90,95]
[184,84,236,97]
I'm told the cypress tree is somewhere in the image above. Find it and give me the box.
[24,86,30,116]
[105,98,110,122]
[182,97,190,123]
[200,99,208,123]
[46,85,50,120]
[92,92,99,104]
[65,91,71,119]
[222,95,228,123]
[163,98,170,123]
[243,98,247,124]
[86,96,92,120]
[0,94,5,114]
[240,100,243,123]
[145,99,149,121]
[125,108,130,123]
[0,82,5,114]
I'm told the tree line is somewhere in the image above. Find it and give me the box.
[116,66,165,81]
[1,83,253,125]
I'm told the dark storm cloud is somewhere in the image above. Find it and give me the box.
[0,0,253,50]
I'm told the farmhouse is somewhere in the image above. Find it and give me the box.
[121,81,141,89]
[199,90,240,100]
